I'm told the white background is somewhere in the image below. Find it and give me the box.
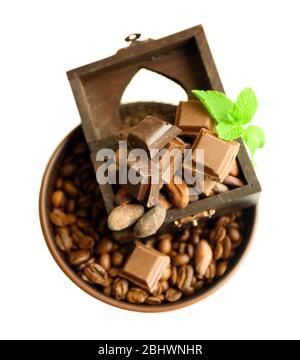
[0,0,299,340]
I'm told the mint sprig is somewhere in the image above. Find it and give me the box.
[192,87,265,159]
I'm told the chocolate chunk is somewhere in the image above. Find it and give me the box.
[175,101,214,134]
[126,158,151,203]
[121,242,170,292]
[126,157,160,207]
[156,137,187,185]
[127,116,182,157]
[192,129,240,181]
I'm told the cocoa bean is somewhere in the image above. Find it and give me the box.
[134,205,166,238]
[108,204,144,231]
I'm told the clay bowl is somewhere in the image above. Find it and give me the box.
[39,102,258,312]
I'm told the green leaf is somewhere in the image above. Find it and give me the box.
[192,90,234,123]
[243,125,266,158]
[233,88,258,124]
[216,122,244,141]
[224,112,237,124]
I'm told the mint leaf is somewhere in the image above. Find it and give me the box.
[243,125,266,158]
[233,88,258,124]
[224,112,237,124]
[192,90,234,123]
[216,122,244,140]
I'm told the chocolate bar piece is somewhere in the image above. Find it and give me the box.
[121,242,170,292]
[175,101,214,134]
[126,158,151,203]
[127,116,182,157]
[126,157,160,207]
[156,137,187,185]
[192,129,240,181]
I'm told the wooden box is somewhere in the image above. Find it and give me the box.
[67,25,261,234]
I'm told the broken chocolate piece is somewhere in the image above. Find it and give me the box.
[175,100,214,134]
[127,116,182,157]
[126,157,160,207]
[126,158,151,203]
[156,137,187,185]
[121,242,170,293]
[192,129,240,181]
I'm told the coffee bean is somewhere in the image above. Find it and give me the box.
[184,287,195,296]
[178,228,190,242]
[103,285,112,297]
[108,268,120,278]
[160,280,169,292]
[79,272,93,284]
[195,240,213,277]
[78,236,94,250]
[83,263,109,286]
[161,266,171,281]
[111,252,124,267]
[63,180,78,197]
[216,216,231,227]
[78,195,92,209]
[194,280,205,291]
[99,253,111,271]
[216,261,228,277]
[134,205,166,238]
[66,199,76,213]
[112,278,129,300]
[177,265,194,290]
[60,164,77,178]
[228,228,241,243]
[170,265,177,285]
[166,176,189,209]
[55,228,72,252]
[172,253,190,266]
[55,177,63,189]
[51,190,65,208]
[73,142,87,155]
[77,218,91,228]
[158,236,172,254]
[77,257,95,271]
[152,282,163,296]
[50,209,76,227]
[84,227,100,243]
[205,262,216,279]
[223,236,232,259]
[165,288,182,302]
[215,226,226,242]
[187,244,194,258]
[95,237,113,255]
[69,250,91,266]
[213,243,223,260]
[108,204,144,231]
[178,243,187,254]
[126,288,148,304]
[190,231,200,245]
[145,296,162,305]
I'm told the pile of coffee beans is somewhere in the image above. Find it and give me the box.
[48,139,244,305]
